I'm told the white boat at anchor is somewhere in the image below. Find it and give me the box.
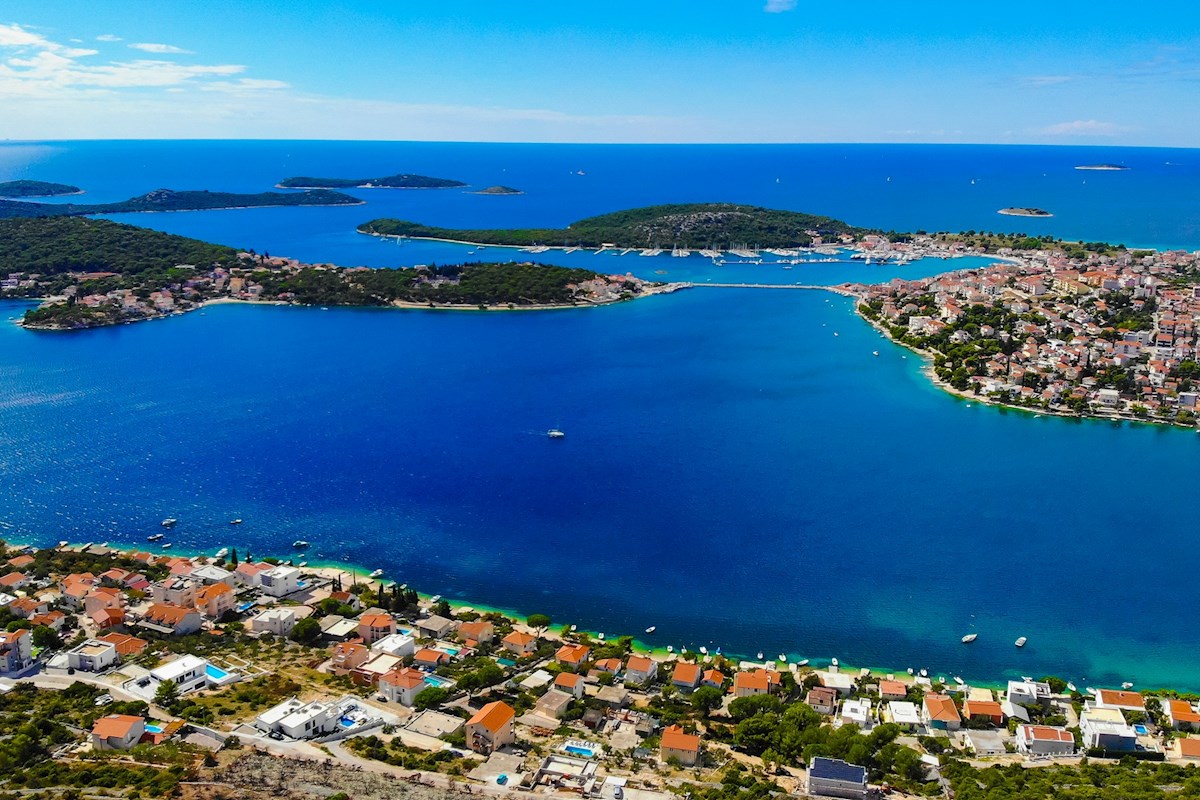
[961,633,978,644]
[645,626,656,634]
[369,569,384,578]
[1015,636,1027,647]
[214,548,228,559]
[547,429,565,439]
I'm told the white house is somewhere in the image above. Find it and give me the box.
[1006,680,1052,707]
[371,633,416,658]
[255,697,337,739]
[191,564,237,587]
[839,698,872,729]
[1016,725,1075,756]
[884,701,921,730]
[1080,707,1137,751]
[149,654,209,695]
[259,565,301,598]
[67,639,119,672]
[249,607,296,638]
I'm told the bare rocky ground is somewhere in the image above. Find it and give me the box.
[185,751,475,800]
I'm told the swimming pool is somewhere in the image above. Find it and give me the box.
[339,716,357,728]
[440,647,460,656]
[1134,724,1149,735]
[145,723,164,734]
[206,664,230,681]
[424,674,453,688]
[562,740,603,758]
[497,658,516,667]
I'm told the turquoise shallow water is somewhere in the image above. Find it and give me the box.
[1,141,1199,689]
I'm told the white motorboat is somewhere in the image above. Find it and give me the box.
[161,543,172,549]
[369,569,384,578]
[292,540,309,549]
[547,429,565,439]
[954,676,965,685]
[645,626,656,634]
[919,669,928,678]
[699,646,708,655]
[778,654,787,662]
[1015,637,1027,648]
[831,657,839,668]
[961,633,978,644]
[161,518,177,528]
[797,659,809,667]
[907,667,914,675]
[597,633,605,641]
[147,533,164,542]
[756,652,764,660]
[1067,682,1077,693]
[214,548,228,559]
[1122,682,1134,690]
[229,519,242,525]
[666,645,674,653]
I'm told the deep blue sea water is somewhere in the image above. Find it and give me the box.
[2,141,1199,689]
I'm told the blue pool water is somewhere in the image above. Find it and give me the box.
[565,746,595,757]
[1,141,1199,689]
[205,664,230,681]
[145,724,163,734]
[424,674,453,688]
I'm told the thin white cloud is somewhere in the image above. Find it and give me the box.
[129,42,193,55]
[1039,120,1126,137]
[96,34,122,42]
[1025,75,1072,87]
[0,23,274,98]
[764,0,797,11]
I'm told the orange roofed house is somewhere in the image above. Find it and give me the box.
[502,630,538,656]
[378,666,428,706]
[91,714,146,751]
[140,603,202,636]
[465,700,515,754]
[331,642,370,674]
[672,662,701,691]
[624,655,657,686]
[922,694,962,731]
[457,620,494,647]
[556,643,590,671]
[357,613,396,645]
[660,724,701,767]
[962,700,1005,727]
[194,583,235,620]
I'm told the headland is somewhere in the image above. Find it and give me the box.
[0,188,362,219]
[277,173,467,189]
[0,179,84,198]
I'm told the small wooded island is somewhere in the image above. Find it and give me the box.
[0,188,362,219]
[360,203,864,248]
[998,207,1053,218]
[471,185,523,195]
[277,173,466,189]
[0,179,83,198]
[3,217,669,330]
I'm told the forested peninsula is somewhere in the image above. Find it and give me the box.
[0,188,362,219]
[359,203,867,249]
[0,179,83,197]
[2,217,667,331]
[277,173,466,189]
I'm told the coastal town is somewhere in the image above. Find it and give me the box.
[1,540,1199,799]
[844,234,1200,427]
[8,251,668,330]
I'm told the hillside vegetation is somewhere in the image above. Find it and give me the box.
[360,203,866,248]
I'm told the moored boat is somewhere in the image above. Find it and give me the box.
[962,633,978,644]
[1015,636,1027,647]
[161,518,177,528]
[292,540,309,549]
[369,568,383,578]
[645,626,656,634]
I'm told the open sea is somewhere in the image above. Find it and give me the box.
[2,141,1200,689]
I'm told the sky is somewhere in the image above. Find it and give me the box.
[1,1,1198,145]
